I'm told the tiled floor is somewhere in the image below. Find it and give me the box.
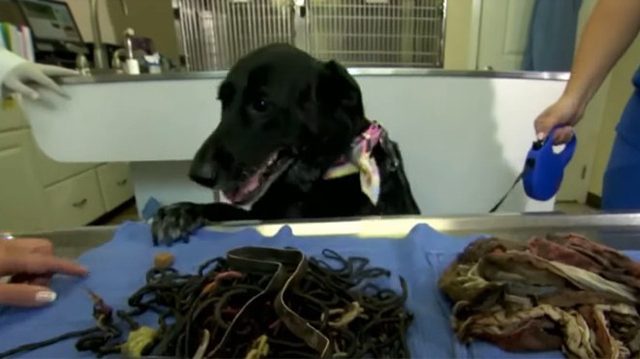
[554,201,600,214]
[111,204,140,223]
[93,200,140,225]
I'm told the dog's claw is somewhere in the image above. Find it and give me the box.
[151,203,207,246]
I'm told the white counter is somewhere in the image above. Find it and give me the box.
[21,70,568,215]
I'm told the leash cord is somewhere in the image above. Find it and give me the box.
[0,327,101,359]
[489,172,524,213]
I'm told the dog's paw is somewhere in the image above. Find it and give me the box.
[151,202,207,246]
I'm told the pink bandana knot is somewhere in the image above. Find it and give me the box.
[323,122,383,205]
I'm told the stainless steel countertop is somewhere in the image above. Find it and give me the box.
[19,213,640,259]
[59,68,570,85]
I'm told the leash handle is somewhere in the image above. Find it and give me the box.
[542,126,577,166]
[490,126,576,213]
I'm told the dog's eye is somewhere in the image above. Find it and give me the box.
[251,98,269,113]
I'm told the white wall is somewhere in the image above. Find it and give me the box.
[64,0,117,44]
[443,0,476,70]
[64,0,179,62]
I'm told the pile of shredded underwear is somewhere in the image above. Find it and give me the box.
[0,246,412,359]
[439,233,640,359]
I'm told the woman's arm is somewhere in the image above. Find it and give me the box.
[565,0,640,108]
[535,0,640,142]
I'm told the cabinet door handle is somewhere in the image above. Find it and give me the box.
[72,198,88,207]
[117,179,128,186]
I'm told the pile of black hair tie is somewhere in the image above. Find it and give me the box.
[0,246,413,359]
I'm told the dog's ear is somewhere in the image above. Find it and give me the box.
[298,60,367,159]
[317,60,365,122]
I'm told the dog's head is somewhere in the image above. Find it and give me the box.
[190,44,368,205]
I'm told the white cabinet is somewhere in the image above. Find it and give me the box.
[44,169,106,229]
[33,145,96,187]
[97,163,134,211]
[0,129,47,232]
[0,100,133,232]
[0,98,28,132]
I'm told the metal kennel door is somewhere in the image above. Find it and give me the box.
[175,0,445,71]
[176,0,295,70]
[305,0,445,67]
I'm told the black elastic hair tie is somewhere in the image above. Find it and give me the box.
[0,248,413,358]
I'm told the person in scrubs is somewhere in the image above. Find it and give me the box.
[1,49,86,307]
[534,0,640,210]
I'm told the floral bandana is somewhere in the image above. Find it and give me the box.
[323,122,383,205]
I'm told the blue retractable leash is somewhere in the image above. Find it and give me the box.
[490,127,577,212]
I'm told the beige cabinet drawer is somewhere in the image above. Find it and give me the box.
[97,163,134,211]
[44,169,106,229]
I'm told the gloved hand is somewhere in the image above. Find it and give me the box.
[3,62,78,100]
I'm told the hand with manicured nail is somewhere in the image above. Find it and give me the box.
[0,238,88,307]
[0,48,77,100]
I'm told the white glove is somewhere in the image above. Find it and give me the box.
[3,62,78,100]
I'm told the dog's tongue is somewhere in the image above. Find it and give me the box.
[223,173,261,204]
[222,152,282,204]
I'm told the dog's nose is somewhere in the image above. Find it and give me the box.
[189,162,217,188]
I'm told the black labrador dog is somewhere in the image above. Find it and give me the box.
[152,44,419,244]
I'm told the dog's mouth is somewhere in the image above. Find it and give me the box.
[223,149,294,205]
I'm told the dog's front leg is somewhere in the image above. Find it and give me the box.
[151,202,254,246]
